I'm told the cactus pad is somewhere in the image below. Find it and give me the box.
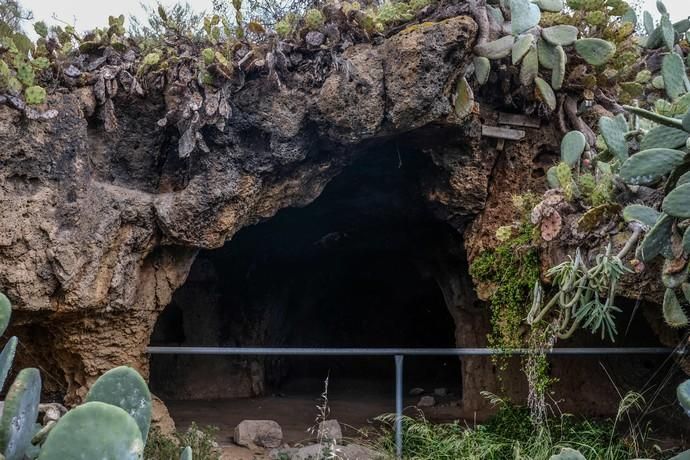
[473,57,490,85]
[660,14,674,50]
[537,38,558,70]
[520,45,538,85]
[619,148,686,185]
[683,109,690,133]
[574,38,616,66]
[510,0,541,35]
[663,182,690,218]
[38,401,144,460]
[640,125,689,150]
[560,131,586,166]
[180,446,192,460]
[622,204,660,228]
[0,292,11,336]
[535,77,556,111]
[549,447,586,460]
[0,336,17,393]
[542,25,578,46]
[546,166,559,188]
[85,366,152,443]
[678,379,690,415]
[552,44,566,90]
[662,53,687,100]
[535,0,563,12]
[24,86,46,105]
[663,288,688,328]
[598,116,628,162]
[512,34,534,65]
[474,35,514,60]
[684,227,690,253]
[0,368,42,460]
[640,213,672,261]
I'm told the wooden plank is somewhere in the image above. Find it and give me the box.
[481,125,526,140]
[497,112,541,129]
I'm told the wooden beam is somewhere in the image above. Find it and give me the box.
[497,112,541,129]
[481,125,526,140]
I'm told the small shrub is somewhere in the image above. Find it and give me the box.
[145,423,220,460]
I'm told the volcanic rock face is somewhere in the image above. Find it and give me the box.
[0,16,499,406]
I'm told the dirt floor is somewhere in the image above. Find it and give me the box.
[166,378,465,458]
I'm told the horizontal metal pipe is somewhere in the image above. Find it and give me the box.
[146,346,685,356]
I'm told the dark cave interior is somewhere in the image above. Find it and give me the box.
[150,146,467,401]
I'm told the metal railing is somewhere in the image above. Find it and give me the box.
[147,346,685,458]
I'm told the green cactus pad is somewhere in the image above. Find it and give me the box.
[0,368,42,460]
[662,53,687,100]
[574,38,616,66]
[560,131,586,166]
[0,292,11,336]
[24,86,46,105]
[622,204,660,228]
[0,337,17,393]
[38,401,144,460]
[551,45,566,90]
[180,446,192,460]
[661,14,674,50]
[598,116,628,162]
[663,182,690,218]
[663,288,688,327]
[454,77,474,119]
[473,57,490,85]
[512,34,534,64]
[549,447,586,460]
[621,8,636,25]
[474,35,514,60]
[640,213,672,261]
[510,0,541,35]
[619,148,686,185]
[85,366,152,443]
[640,125,689,151]
[546,166,560,188]
[624,105,685,130]
[519,45,538,85]
[486,5,504,24]
[542,25,578,46]
[679,171,690,188]
[535,0,563,12]
[679,380,690,418]
[15,64,34,88]
[643,11,654,34]
[537,38,558,70]
[683,283,690,304]
[535,77,556,111]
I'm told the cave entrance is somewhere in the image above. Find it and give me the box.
[149,146,471,438]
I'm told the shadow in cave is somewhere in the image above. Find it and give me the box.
[149,146,470,440]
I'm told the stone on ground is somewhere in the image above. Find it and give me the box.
[234,420,283,448]
[318,419,343,443]
[433,387,447,396]
[417,395,435,407]
[409,387,424,396]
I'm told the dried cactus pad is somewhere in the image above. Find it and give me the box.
[663,288,688,328]
[0,368,41,460]
[38,401,144,460]
[0,292,11,336]
[85,366,152,443]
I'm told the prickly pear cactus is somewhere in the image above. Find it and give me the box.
[0,368,42,460]
[24,86,46,105]
[0,292,11,336]
[85,366,152,443]
[0,336,18,392]
[38,401,144,460]
[549,447,586,460]
[180,446,193,460]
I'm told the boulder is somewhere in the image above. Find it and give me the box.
[234,420,283,448]
[318,419,342,443]
[417,395,435,407]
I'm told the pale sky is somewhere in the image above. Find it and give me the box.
[16,0,690,36]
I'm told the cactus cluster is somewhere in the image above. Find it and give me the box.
[470,0,624,111]
[0,291,193,460]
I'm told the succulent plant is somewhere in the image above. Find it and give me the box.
[598,115,629,161]
[0,368,42,460]
[535,77,556,111]
[38,402,144,460]
[85,366,153,443]
[622,204,660,228]
[549,447,586,460]
[574,38,616,66]
[24,86,46,105]
[663,288,689,327]
[511,0,541,35]
[473,57,490,85]
[560,130,586,166]
[619,148,687,185]
[662,52,689,100]
[454,77,474,119]
[542,25,578,46]
[662,183,690,218]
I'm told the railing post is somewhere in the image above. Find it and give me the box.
[394,354,404,459]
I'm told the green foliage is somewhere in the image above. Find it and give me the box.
[303,8,324,30]
[145,424,220,460]
[373,398,640,460]
[470,224,540,351]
